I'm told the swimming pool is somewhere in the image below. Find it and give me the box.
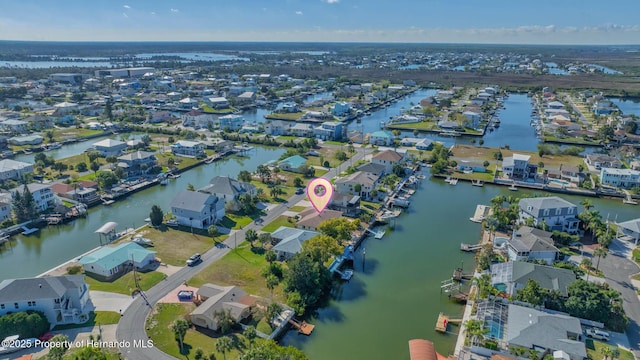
[548,179,570,186]
[485,320,504,339]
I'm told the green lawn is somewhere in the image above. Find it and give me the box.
[123,226,220,266]
[147,303,248,360]
[53,128,104,140]
[189,243,285,301]
[265,112,303,120]
[220,214,256,230]
[277,135,300,141]
[586,339,635,360]
[85,271,165,295]
[262,215,296,232]
[452,144,584,169]
[289,205,306,212]
[53,311,121,330]
[388,121,437,130]
[155,153,201,169]
[633,248,640,266]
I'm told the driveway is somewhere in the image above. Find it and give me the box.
[90,290,135,313]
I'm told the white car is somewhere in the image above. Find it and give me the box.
[585,328,610,341]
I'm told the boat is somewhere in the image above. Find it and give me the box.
[166,219,179,227]
[23,149,32,154]
[471,180,484,187]
[168,174,181,179]
[204,157,214,164]
[439,130,461,137]
[44,142,62,150]
[509,184,518,191]
[159,178,169,185]
[131,236,154,246]
[449,178,458,185]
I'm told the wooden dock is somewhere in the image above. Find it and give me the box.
[460,243,483,252]
[289,319,315,335]
[469,204,492,223]
[452,268,473,281]
[435,313,449,332]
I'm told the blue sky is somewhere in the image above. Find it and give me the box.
[1,0,639,44]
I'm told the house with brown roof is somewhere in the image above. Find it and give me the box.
[189,284,255,331]
[296,208,343,231]
[371,149,404,174]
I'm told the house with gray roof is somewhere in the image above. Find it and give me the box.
[490,261,577,297]
[170,190,224,229]
[356,162,386,176]
[92,138,126,157]
[198,176,256,207]
[502,153,538,181]
[616,218,640,245]
[0,275,91,326]
[79,242,156,280]
[335,171,380,199]
[506,226,559,264]
[518,197,579,234]
[116,150,157,177]
[329,193,361,217]
[0,159,33,181]
[271,226,320,260]
[189,284,254,331]
[506,304,586,360]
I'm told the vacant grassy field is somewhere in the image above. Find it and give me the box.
[155,153,201,169]
[388,121,437,130]
[85,271,165,295]
[53,128,104,140]
[586,339,635,360]
[305,146,353,168]
[265,112,303,120]
[261,215,296,233]
[189,243,285,301]
[53,311,121,330]
[220,213,256,230]
[451,164,497,182]
[452,144,584,169]
[127,227,218,266]
[147,303,249,360]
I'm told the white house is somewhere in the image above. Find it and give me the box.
[171,140,205,158]
[217,114,244,131]
[0,159,34,181]
[462,111,481,128]
[181,110,212,129]
[170,190,224,229]
[78,242,156,280]
[518,197,579,234]
[599,168,640,189]
[264,120,290,136]
[335,171,380,199]
[368,130,394,146]
[0,201,11,221]
[371,150,404,175]
[506,226,559,264]
[12,183,57,212]
[205,97,229,109]
[502,154,538,181]
[0,275,92,326]
[92,139,127,157]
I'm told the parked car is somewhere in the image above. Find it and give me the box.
[295,188,304,195]
[585,328,609,341]
[186,253,201,266]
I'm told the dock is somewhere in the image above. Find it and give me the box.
[365,228,385,239]
[21,226,39,235]
[460,243,483,252]
[452,268,473,281]
[469,204,492,223]
[288,319,315,335]
[435,313,449,332]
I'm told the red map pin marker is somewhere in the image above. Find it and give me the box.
[306,178,334,214]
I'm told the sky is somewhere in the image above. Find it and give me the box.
[1,0,640,44]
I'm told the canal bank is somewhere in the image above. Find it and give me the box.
[281,178,640,359]
[0,146,286,281]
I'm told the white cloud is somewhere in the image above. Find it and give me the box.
[123,5,130,9]
[323,0,340,3]
[170,8,179,13]
[295,11,303,15]
[150,11,156,15]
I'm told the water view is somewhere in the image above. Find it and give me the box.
[611,97,640,117]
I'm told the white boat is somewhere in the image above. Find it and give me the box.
[166,219,179,227]
[0,335,21,355]
[131,236,154,246]
[471,180,484,187]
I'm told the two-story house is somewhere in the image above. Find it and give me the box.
[335,171,380,199]
[518,197,579,234]
[116,151,157,177]
[0,159,34,181]
[368,130,394,146]
[314,122,344,141]
[91,139,127,157]
[0,275,91,326]
[371,150,404,175]
[12,183,57,212]
[599,168,640,189]
[502,154,538,181]
[170,190,224,229]
[506,226,559,264]
[329,193,361,217]
[198,176,256,209]
[181,110,212,129]
[171,140,205,158]
[217,114,244,131]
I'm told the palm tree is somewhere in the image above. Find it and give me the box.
[243,325,257,346]
[215,336,233,360]
[580,199,593,212]
[464,319,488,346]
[208,225,219,242]
[593,246,608,272]
[213,309,235,335]
[596,225,612,248]
[245,228,258,247]
[171,319,189,352]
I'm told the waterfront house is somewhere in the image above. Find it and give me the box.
[356,162,387,177]
[117,151,157,177]
[296,208,343,231]
[314,122,344,141]
[92,139,126,157]
[506,226,559,264]
[236,91,256,104]
[171,140,205,158]
[149,110,176,124]
[178,97,199,109]
[170,190,224,229]
[559,165,582,184]
[371,149,404,175]
[181,110,212,129]
[335,171,380,199]
[189,284,254,331]
[11,183,57,212]
[0,275,91,327]
[518,197,579,234]
[329,193,361,217]
[50,182,100,205]
[218,114,244,131]
[198,176,256,208]
[271,226,320,260]
[332,102,351,116]
[79,242,156,280]
[264,120,290,136]
[52,101,79,115]
[490,261,576,297]
[462,111,481,128]
[437,120,462,130]
[599,167,640,189]
[9,134,44,146]
[0,201,10,221]
[592,100,616,116]
[0,119,28,134]
[0,159,34,181]
[585,154,622,169]
[289,123,315,137]
[502,154,538,181]
[277,155,308,173]
[407,339,449,360]
[616,218,640,245]
[457,162,487,173]
[506,304,586,360]
[205,96,229,109]
[368,130,394,146]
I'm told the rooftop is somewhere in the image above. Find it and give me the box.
[0,275,86,302]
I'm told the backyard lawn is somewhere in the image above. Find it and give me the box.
[261,215,296,233]
[85,271,165,295]
[53,311,121,330]
[220,213,257,230]
[586,339,635,360]
[147,303,248,360]
[52,128,105,140]
[452,144,585,169]
[189,243,285,301]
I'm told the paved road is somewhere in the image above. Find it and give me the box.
[116,147,367,360]
[597,246,640,358]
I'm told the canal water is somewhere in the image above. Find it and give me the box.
[282,179,640,358]
[0,147,285,281]
[610,97,640,117]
